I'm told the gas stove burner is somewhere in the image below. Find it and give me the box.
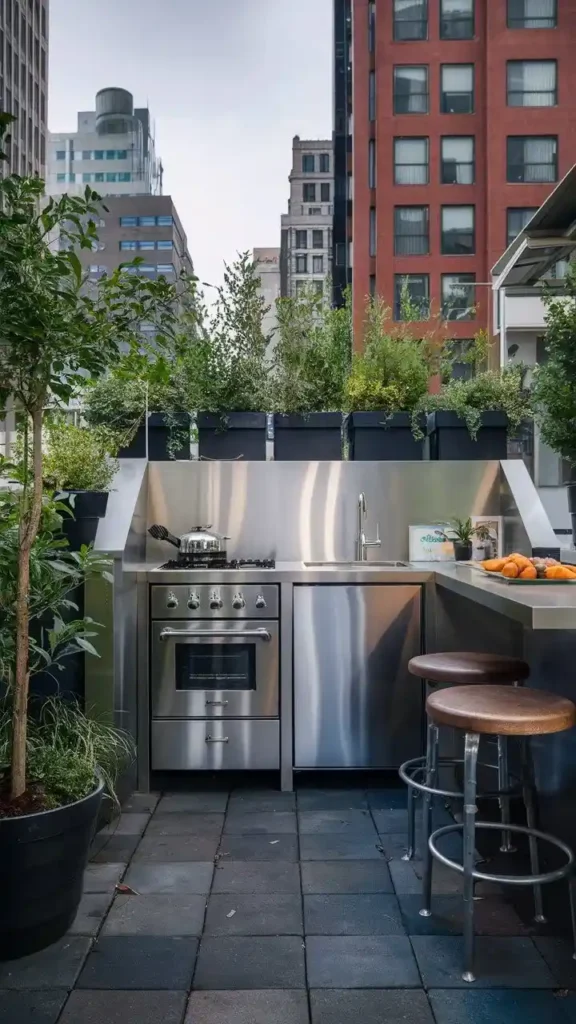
[159,557,276,571]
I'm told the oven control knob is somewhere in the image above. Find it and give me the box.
[210,592,223,610]
[255,595,266,609]
[166,591,179,609]
[232,593,245,609]
[187,592,200,610]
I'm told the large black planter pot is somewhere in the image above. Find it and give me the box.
[427,411,509,461]
[118,414,191,461]
[198,412,267,461]
[274,413,342,461]
[61,491,109,551]
[0,779,103,959]
[348,412,425,461]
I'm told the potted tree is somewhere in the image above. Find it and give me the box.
[345,297,429,461]
[271,285,351,460]
[0,114,180,956]
[435,518,492,562]
[531,262,576,542]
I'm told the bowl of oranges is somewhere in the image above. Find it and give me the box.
[481,554,576,583]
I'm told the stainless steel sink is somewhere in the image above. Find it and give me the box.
[303,560,409,568]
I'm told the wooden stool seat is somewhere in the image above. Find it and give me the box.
[409,652,530,686]
[427,684,576,737]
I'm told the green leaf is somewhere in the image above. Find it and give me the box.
[75,637,100,658]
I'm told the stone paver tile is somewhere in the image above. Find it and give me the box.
[146,813,224,837]
[399,894,528,936]
[122,792,160,814]
[301,860,393,894]
[298,810,376,835]
[83,863,126,894]
[90,835,140,864]
[411,935,556,988]
[428,988,576,1024]
[0,991,68,1024]
[100,814,150,836]
[60,989,187,1024]
[306,935,420,988]
[367,787,411,810]
[124,862,214,895]
[76,936,198,990]
[534,936,576,988]
[227,789,296,812]
[212,861,301,894]
[204,894,303,935]
[372,808,410,833]
[68,893,114,936]
[194,936,306,990]
[300,834,385,861]
[223,811,297,834]
[0,937,91,990]
[157,793,229,813]
[132,835,219,862]
[304,894,404,935]
[102,894,207,936]
[297,789,369,811]
[310,989,435,1024]
[217,834,298,861]
[186,990,309,1024]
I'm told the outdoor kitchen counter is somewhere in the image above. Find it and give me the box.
[128,560,576,630]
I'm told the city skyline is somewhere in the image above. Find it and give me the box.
[48,0,332,292]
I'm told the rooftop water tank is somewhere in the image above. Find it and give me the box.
[95,88,134,135]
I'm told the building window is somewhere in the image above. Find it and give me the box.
[55,150,65,160]
[442,273,476,320]
[321,182,331,201]
[394,137,429,184]
[451,340,475,380]
[394,206,429,255]
[442,206,475,254]
[82,173,92,183]
[94,150,104,160]
[312,229,324,249]
[157,240,174,250]
[56,172,65,182]
[117,150,128,160]
[394,0,428,41]
[82,149,91,160]
[441,0,474,38]
[313,281,324,296]
[105,150,116,160]
[369,139,376,189]
[94,173,104,182]
[394,66,429,114]
[394,274,429,320]
[369,1,376,52]
[139,240,155,251]
[139,216,156,227]
[302,154,315,173]
[368,72,377,125]
[441,65,474,113]
[319,153,330,173]
[308,207,322,215]
[507,60,557,107]
[157,264,176,276]
[120,241,137,251]
[370,275,376,297]
[89,265,107,276]
[157,215,173,226]
[441,136,474,184]
[507,0,556,29]
[370,207,377,257]
[507,207,538,245]
[120,216,138,227]
[296,255,308,273]
[507,136,557,182]
[303,183,316,202]
[105,172,118,182]
[295,280,306,296]
[313,255,324,273]
[295,229,307,248]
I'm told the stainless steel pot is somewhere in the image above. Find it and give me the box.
[148,523,230,555]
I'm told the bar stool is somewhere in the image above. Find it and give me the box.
[400,653,530,860]
[424,684,576,982]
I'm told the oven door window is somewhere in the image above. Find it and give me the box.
[175,643,256,691]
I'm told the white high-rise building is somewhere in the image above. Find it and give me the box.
[280,136,333,300]
[254,247,281,347]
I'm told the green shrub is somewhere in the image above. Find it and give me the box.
[43,422,118,492]
[413,366,532,439]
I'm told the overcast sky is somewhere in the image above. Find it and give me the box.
[48,0,333,291]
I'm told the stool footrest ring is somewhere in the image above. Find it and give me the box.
[430,822,575,887]
[399,755,520,802]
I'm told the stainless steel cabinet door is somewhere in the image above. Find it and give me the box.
[294,585,423,768]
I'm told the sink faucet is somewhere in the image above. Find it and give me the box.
[356,492,381,561]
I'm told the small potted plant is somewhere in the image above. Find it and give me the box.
[436,518,492,562]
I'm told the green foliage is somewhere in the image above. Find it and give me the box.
[413,365,532,439]
[531,263,576,464]
[271,285,352,413]
[435,517,491,544]
[345,298,429,413]
[43,422,118,492]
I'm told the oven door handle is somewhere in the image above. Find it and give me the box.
[159,627,272,642]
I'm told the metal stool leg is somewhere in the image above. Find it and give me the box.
[498,735,516,853]
[522,738,546,924]
[419,720,439,918]
[403,777,417,861]
[569,875,576,961]
[462,731,480,983]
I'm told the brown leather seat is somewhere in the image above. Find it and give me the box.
[409,652,530,686]
[427,684,576,736]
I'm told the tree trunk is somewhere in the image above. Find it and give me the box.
[10,404,44,801]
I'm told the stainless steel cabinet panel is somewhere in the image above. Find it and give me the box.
[151,719,280,770]
[294,585,423,768]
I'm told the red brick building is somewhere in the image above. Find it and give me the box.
[347,0,576,353]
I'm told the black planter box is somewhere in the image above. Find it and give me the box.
[198,412,267,461]
[348,412,425,461]
[427,411,509,461]
[61,490,109,551]
[274,413,342,461]
[118,413,190,461]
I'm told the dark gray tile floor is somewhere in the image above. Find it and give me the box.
[1,784,576,1024]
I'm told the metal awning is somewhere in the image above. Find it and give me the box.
[492,165,576,290]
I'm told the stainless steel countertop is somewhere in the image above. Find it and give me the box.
[123,560,576,630]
